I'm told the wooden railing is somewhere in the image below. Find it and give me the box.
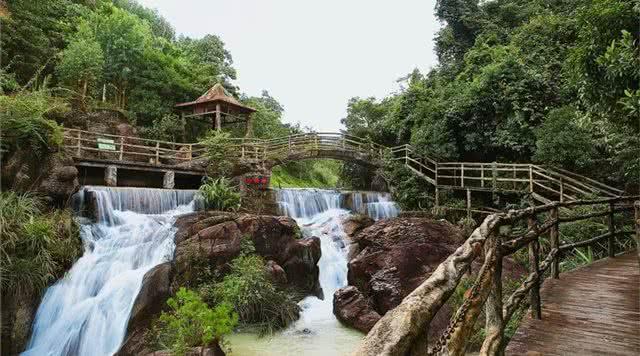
[62,128,622,202]
[62,128,265,167]
[389,144,621,203]
[354,196,639,356]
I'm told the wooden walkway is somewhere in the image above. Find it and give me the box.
[506,252,640,356]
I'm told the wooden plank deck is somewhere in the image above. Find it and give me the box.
[506,252,640,355]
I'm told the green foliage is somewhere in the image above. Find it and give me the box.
[270,160,342,189]
[200,239,300,334]
[140,114,185,142]
[340,0,638,195]
[0,192,81,298]
[198,177,241,212]
[532,106,595,172]
[152,288,237,355]
[0,90,66,157]
[200,130,235,177]
[56,24,104,99]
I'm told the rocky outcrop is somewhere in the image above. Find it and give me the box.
[145,345,225,356]
[334,217,465,336]
[334,217,526,339]
[174,211,321,295]
[333,286,381,333]
[1,150,79,205]
[119,212,322,356]
[117,263,173,356]
[347,217,465,314]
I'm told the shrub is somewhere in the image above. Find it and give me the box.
[200,239,300,334]
[198,177,241,211]
[200,130,234,176]
[152,288,237,356]
[140,114,185,142]
[0,192,81,298]
[0,91,67,157]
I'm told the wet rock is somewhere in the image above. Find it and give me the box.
[347,218,464,314]
[116,263,172,356]
[333,286,381,332]
[145,345,225,356]
[265,260,288,285]
[341,214,374,239]
[173,212,321,295]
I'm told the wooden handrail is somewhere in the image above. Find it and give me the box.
[61,128,624,202]
[354,197,640,355]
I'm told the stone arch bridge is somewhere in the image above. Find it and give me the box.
[62,128,623,208]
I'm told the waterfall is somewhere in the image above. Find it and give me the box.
[227,188,399,355]
[363,192,400,221]
[347,191,400,220]
[23,186,196,356]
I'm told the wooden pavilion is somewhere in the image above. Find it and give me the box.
[175,83,256,137]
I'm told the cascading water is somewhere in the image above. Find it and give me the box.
[228,188,399,355]
[23,186,196,356]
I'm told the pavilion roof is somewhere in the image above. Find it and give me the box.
[175,83,256,113]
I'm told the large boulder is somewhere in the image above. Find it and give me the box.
[332,217,465,338]
[116,263,173,356]
[173,211,321,295]
[334,216,526,340]
[347,218,465,314]
[333,286,381,333]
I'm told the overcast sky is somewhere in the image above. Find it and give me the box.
[138,0,440,131]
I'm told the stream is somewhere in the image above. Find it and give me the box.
[23,187,197,356]
[22,187,398,356]
[228,188,399,356]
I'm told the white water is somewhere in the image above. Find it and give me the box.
[228,188,399,355]
[23,186,196,356]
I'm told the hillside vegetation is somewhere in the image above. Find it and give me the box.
[341,0,638,201]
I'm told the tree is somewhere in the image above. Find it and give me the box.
[57,24,104,102]
[533,106,596,172]
[153,288,237,355]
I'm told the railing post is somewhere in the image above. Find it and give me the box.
[155,142,160,165]
[481,237,504,355]
[635,201,640,260]
[550,205,560,279]
[434,163,438,186]
[492,162,497,192]
[528,164,533,193]
[466,189,472,219]
[76,131,82,157]
[460,164,464,187]
[559,177,564,202]
[119,137,124,161]
[187,144,192,161]
[480,163,485,188]
[527,216,542,320]
[608,201,616,258]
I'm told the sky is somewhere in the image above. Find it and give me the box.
[138,0,441,131]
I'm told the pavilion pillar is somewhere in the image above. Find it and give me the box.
[215,103,222,131]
